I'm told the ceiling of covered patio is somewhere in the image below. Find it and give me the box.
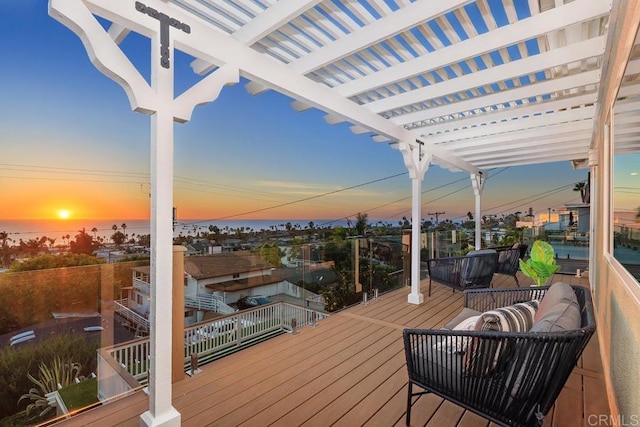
[152,0,639,174]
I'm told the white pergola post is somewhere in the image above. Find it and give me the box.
[408,176,424,304]
[139,27,180,427]
[470,173,485,250]
[48,2,240,425]
[398,141,432,305]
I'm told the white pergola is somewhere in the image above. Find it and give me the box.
[47,0,640,425]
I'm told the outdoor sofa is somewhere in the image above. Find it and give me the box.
[403,282,596,427]
[426,249,499,296]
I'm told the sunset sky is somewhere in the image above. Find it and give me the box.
[0,1,588,224]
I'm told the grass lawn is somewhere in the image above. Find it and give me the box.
[58,377,98,411]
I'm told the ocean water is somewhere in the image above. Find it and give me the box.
[0,218,349,242]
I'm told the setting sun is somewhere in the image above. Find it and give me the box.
[58,209,71,219]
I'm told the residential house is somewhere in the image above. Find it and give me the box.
[184,251,276,305]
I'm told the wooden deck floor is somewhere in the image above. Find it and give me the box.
[56,272,609,426]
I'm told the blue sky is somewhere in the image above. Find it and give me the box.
[0,0,588,223]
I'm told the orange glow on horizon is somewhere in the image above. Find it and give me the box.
[2,179,151,220]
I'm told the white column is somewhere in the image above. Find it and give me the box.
[408,176,424,305]
[397,141,431,305]
[140,28,180,427]
[470,173,485,251]
[46,3,240,425]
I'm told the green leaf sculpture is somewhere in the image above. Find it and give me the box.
[519,240,560,286]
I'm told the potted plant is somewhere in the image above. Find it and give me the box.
[519,240,560,286]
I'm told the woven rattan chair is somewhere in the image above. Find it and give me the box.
[494,246,523,286]
[426,249,498,296]
[403,285,595,427]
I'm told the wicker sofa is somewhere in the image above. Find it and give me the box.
[426,249,499,297]
[403,283,596,427]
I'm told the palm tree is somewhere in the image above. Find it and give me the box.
[0,231,12,267]
[121,223,127,238]
[355,212,368,236]
[573,181,587,203]
[91,227,98,238]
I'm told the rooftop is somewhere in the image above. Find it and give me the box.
[185,252,275,280]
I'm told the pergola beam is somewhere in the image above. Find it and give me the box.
[365,36,605,114]
[414,92,598,136]
[191,0,322,75]
[290,0,470,74]
[335,0,610,97]
[393,69,601,126]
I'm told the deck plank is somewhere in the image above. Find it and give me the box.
[457,411,491,427]
[584,375,611,423]
[401,393,444,427]
[425,400,465,426]
[53,272,609,427]
[329,363,407,427]
[245,334,401,426]
[181,320,385,424]
[550,384,583,427]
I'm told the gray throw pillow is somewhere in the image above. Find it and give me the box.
[534,282,579,323]
[530,302,582,332]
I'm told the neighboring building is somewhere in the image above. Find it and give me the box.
[184,251,276,304]
[118,251,326,332]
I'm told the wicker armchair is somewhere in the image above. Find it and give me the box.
[494,246,523,286]
[403,285,596,427]
[426,249,498,296]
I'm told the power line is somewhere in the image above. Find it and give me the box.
[381,167,510,222]
[179,172,409,227]
[315,170,489,228]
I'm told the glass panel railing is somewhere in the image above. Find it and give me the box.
[289,235,407,312]
[0,260,148,425]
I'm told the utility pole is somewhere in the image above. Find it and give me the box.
[428,211,445,259]
[428,211,445,226]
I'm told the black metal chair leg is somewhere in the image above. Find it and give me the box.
[406,382,413,426]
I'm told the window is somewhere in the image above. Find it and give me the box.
[612,102,640,282]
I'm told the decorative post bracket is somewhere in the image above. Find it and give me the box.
[135,1,190,69]
[49,0,239,120]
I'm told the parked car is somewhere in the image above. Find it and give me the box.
[236,295,271,310]
[191,318,256,342]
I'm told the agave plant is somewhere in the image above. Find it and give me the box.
[519,240,560,286]
[18,357,81,420]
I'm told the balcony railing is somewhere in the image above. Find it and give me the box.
[132,276,150,293]
[101,301,328,399]
[184,293,236,314]
[113,299,149,334]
